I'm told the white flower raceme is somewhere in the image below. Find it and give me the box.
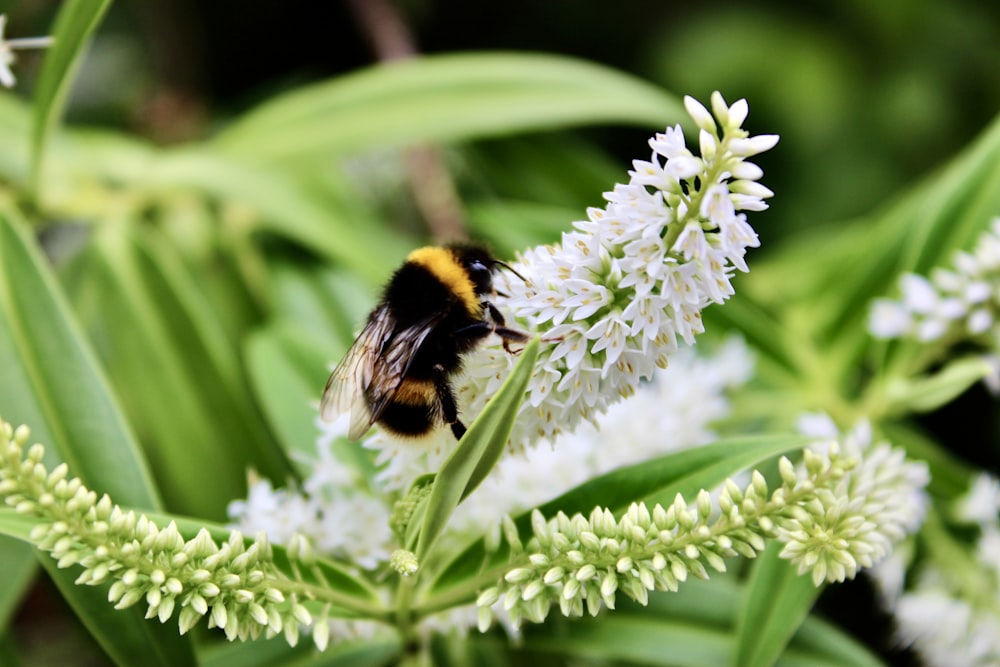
[0,14,54,88]
[870,217,1000,343]
[469,94,775,447]
[363,92,777,490]
[875,473,1000,667]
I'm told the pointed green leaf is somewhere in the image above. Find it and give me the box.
[526,615,735,666]
[734,542,823,667]
[527,435,809,527]
[0,536,36,629]
[214,52,684,161]
[29,0,112,198]
[884,356,992,416]
[0,212,159,507]
[201,634,401,667]
[414,338,540,563]
[0,211,196,665]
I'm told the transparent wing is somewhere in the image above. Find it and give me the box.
[365,312,443,423]
[320,307,445,441]
[320,306,395,440]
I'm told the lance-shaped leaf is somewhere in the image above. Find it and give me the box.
[411,338,541,563]
[734,542,824,667]
[0,212,194,665]
[29,0,112,198]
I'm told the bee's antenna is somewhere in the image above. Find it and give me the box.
[493,260,526,283]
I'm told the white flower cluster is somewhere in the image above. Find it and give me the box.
[870,217,1000,343]
[0,14,54,88]
[458,93,776,452]
[872,473,1000,667]
[228,430,393,571]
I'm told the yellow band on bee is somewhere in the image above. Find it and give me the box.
[407,246,481,316]
[393,378,438,406]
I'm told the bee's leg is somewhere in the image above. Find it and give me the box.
[480,303,533,354]
[432,363,466,440]
[485,302,508,326]
[487,302,565,348]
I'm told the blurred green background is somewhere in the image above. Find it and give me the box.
[9,0,1000,241]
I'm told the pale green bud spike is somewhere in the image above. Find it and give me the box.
[389,549,419,577]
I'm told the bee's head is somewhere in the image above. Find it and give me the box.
[450,243,526,296]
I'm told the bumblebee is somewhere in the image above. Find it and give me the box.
[320,243,531,441]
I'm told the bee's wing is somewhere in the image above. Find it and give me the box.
[320,307,444,441]
[320,305,395,440]
[365,312,444,424]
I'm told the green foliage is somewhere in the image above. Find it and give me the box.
[29,0,111,197]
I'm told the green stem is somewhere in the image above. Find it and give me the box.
[411,563,513,619]
[271,578,390,620]
[395,570,419,641]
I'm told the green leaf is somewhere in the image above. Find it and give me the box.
[0,211,159,508]
[734,542,823,667]
[0,211,198,665]
[413,338,540,563]
[790,616,885,667]
[70,224,284,519]
[0,536,36,629]
[559,435,810,520]
[523,575,869,667]
[147,149,409,283]
[427,434,808,597]
[214,52,684,161]
[526,615,735,666]
[201,634,402,667]
[884,356,992,416]
[29,0,112,199]
[612,577,885,667]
